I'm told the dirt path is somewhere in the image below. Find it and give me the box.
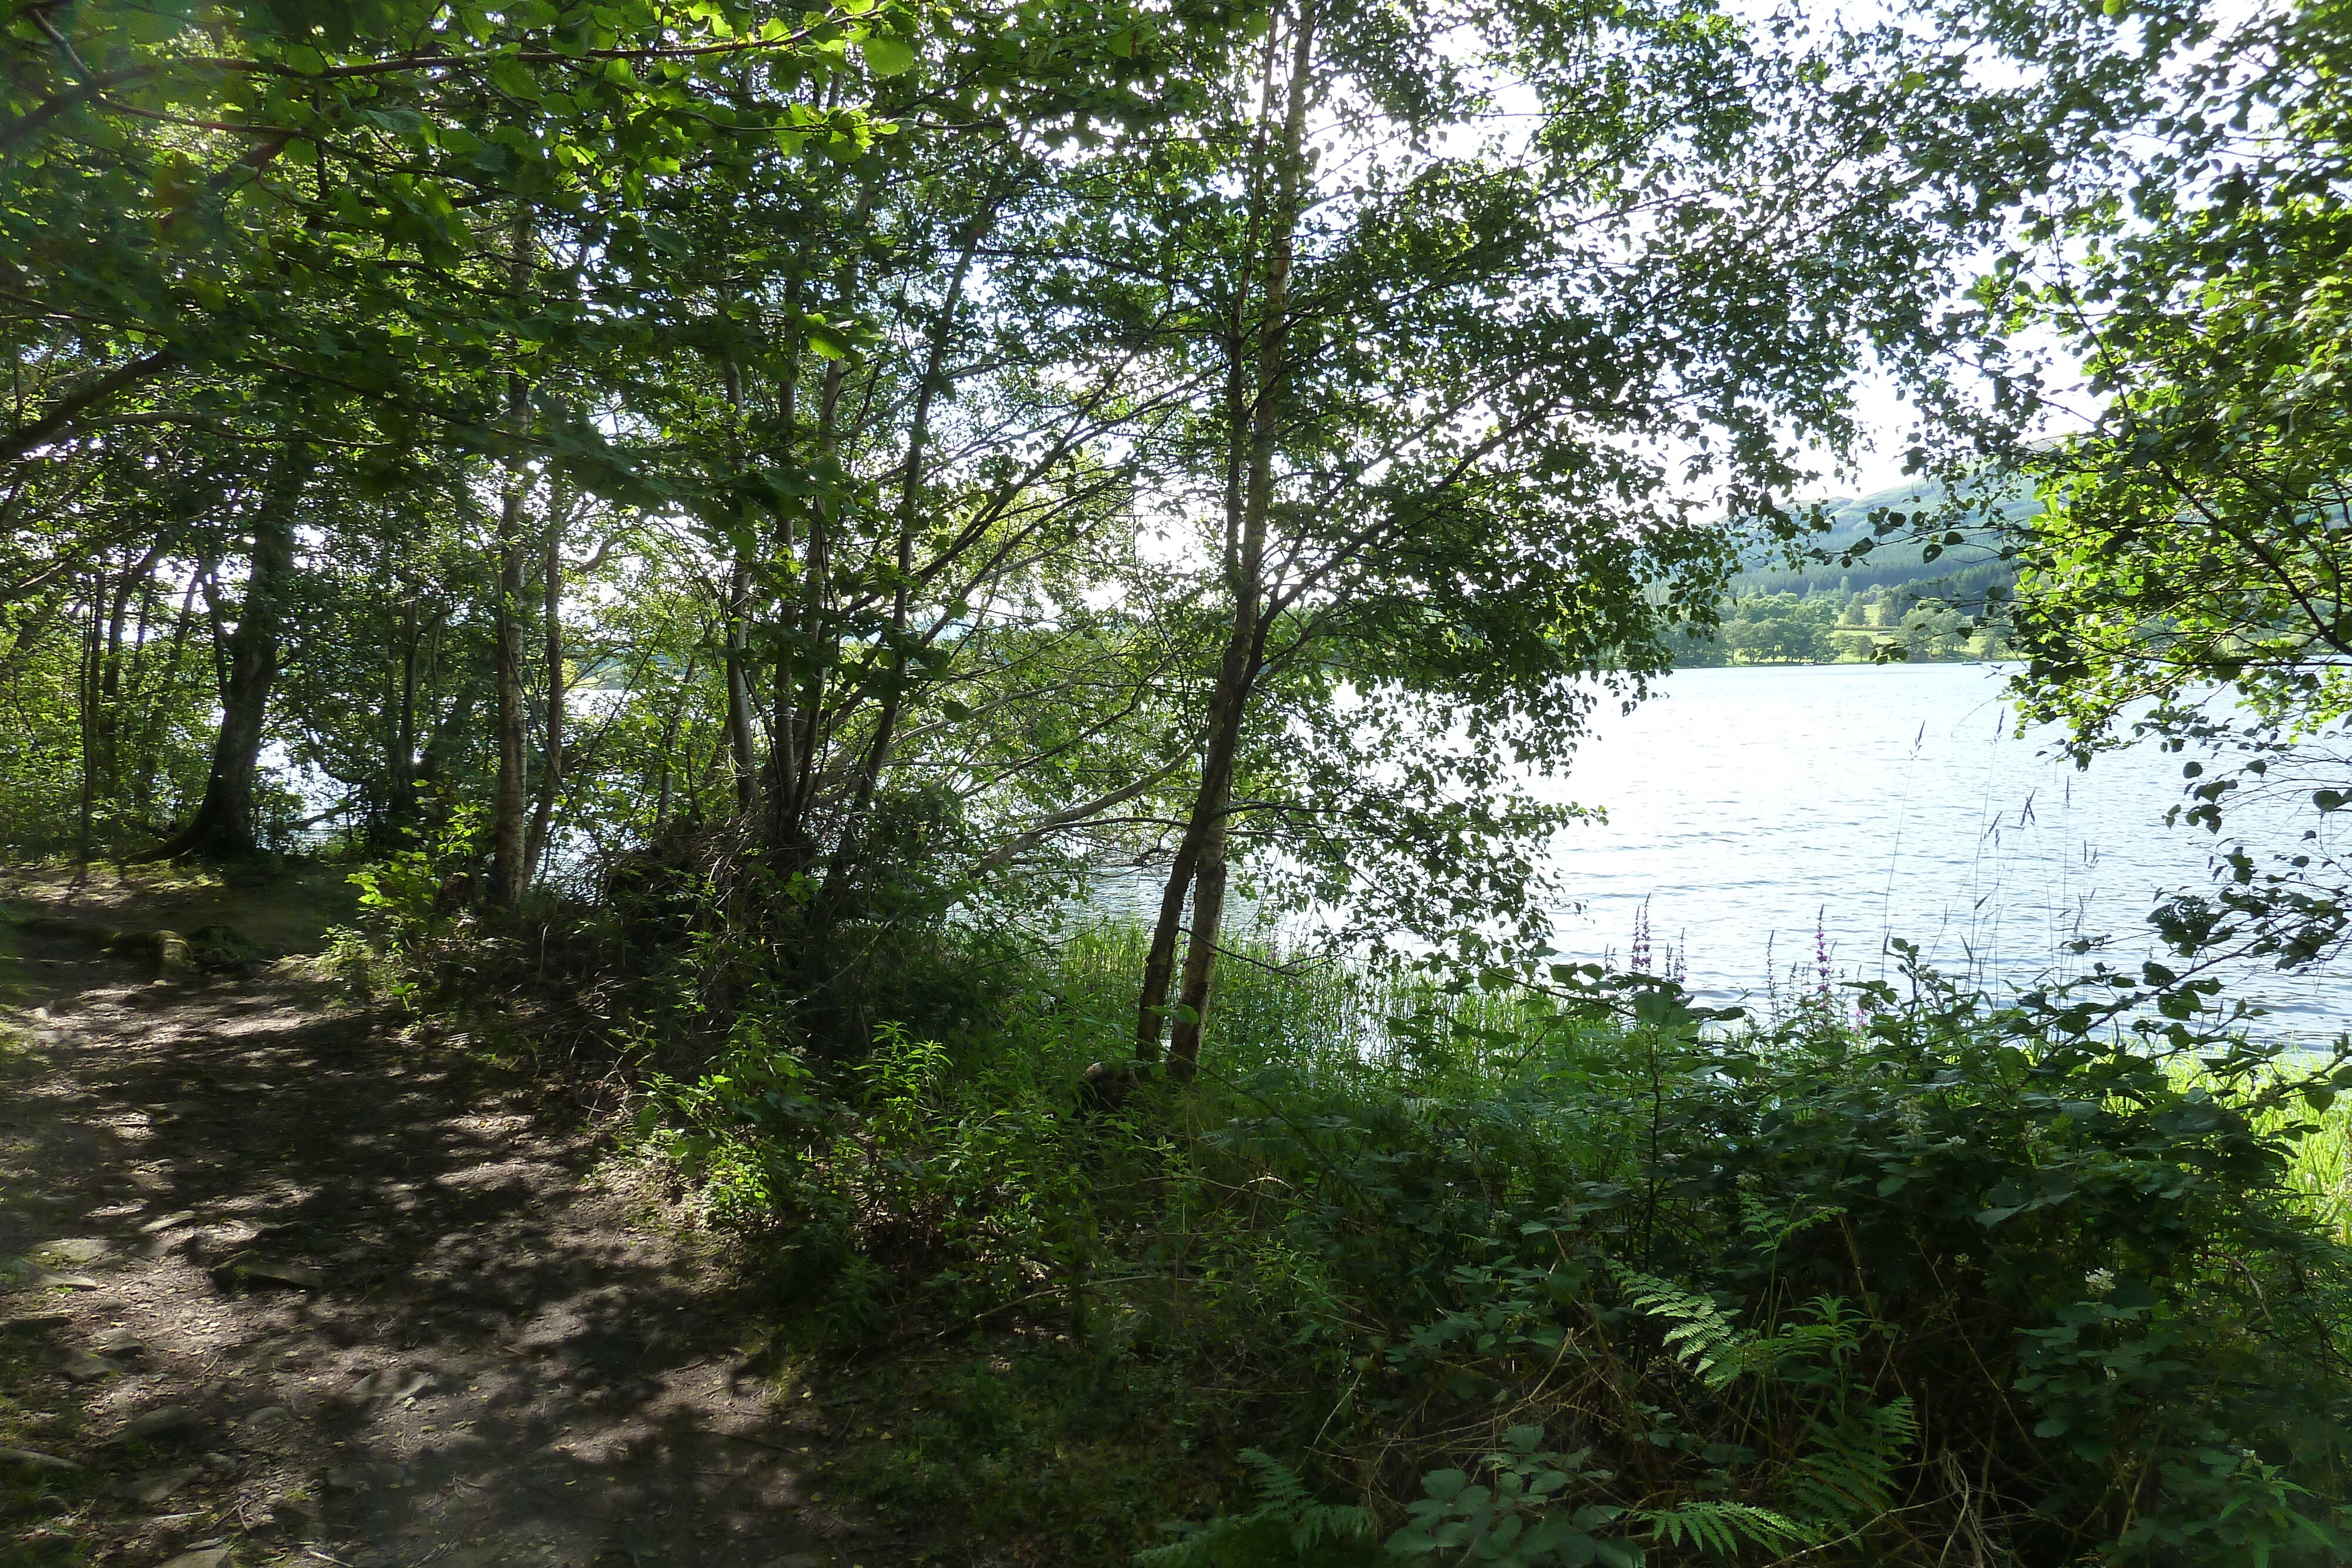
[0,883,871,1568]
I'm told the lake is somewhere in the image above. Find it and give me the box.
[1528,661,2347,1030]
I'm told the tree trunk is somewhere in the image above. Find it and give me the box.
[847,209,993,823]
[132,569,202,830]
[92,544,161,820]
[140,451,304,861]
[723,556,760,818]
[386,601,420,837]
[75,569,101,871]
[490,446,530,902]
[718,348,763,823]
[1152,647,1256,1074]
[113,554,163,797]
[767,282,804,862]
[654,648,698,827]
[523,496,566,882]
[1142,2,1318,1078]
[1134,833,1204,1061]
[776,189,872,886]
[786,353,838,852]
[490,206,536,907]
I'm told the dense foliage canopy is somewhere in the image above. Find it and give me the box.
[6,0,2060,1021]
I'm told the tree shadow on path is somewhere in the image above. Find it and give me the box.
[1,904,868,1568]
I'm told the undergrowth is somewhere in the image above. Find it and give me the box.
[612,922,2352,1567]
[344,835,2352,1567]
[0,1021,96,1564]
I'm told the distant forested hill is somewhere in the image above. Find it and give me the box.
[1734,476,2039,611]
[1665,477,2039,667]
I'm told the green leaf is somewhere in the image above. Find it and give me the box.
[487,55,542,101]
[859,34,916,76]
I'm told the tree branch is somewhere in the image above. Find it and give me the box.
[0,350,174,466]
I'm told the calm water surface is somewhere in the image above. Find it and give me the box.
[1532,662,2347,1028]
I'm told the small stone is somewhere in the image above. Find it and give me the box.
[59,1350,121,1383]
[2,1313,72,1335]
[0,1446,80,1470]
[139,1210,199,1234]
[156,1549,231,1568]
[92,1325,143,1355]
[325,1459,405,1491]
[116,1464,204,1505]
[214,1256,321,1292]
[37,1238,110,1266]
[355,1367,435,1403]
[28,1269,101,1290]
[239,1405,292,1428]
[120,1405,199,1442]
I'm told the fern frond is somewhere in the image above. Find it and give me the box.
[1291,1503,1377,1551]
[1642,1499,1815,1556]
[1135,1449,1373,1566]
[1785,1397,1917,1529]
[1608,1261,1755,1389]
[1242,1447,1315,1509]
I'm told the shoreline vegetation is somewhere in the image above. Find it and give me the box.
[1672,587,2011,667]
[360,902,2351,1565]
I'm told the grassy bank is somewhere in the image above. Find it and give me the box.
[596,922,2352,1567]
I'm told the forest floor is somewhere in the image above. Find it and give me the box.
[0,867,884,1568]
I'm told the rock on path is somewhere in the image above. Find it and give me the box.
[1,916,858,1568]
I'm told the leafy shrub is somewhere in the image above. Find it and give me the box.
[636,926,2352,1564]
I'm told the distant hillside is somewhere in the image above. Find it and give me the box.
[1733,476,2039,610]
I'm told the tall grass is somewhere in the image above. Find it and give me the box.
[1047,921,1552,1087]
[2240,1075,2352,1246]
